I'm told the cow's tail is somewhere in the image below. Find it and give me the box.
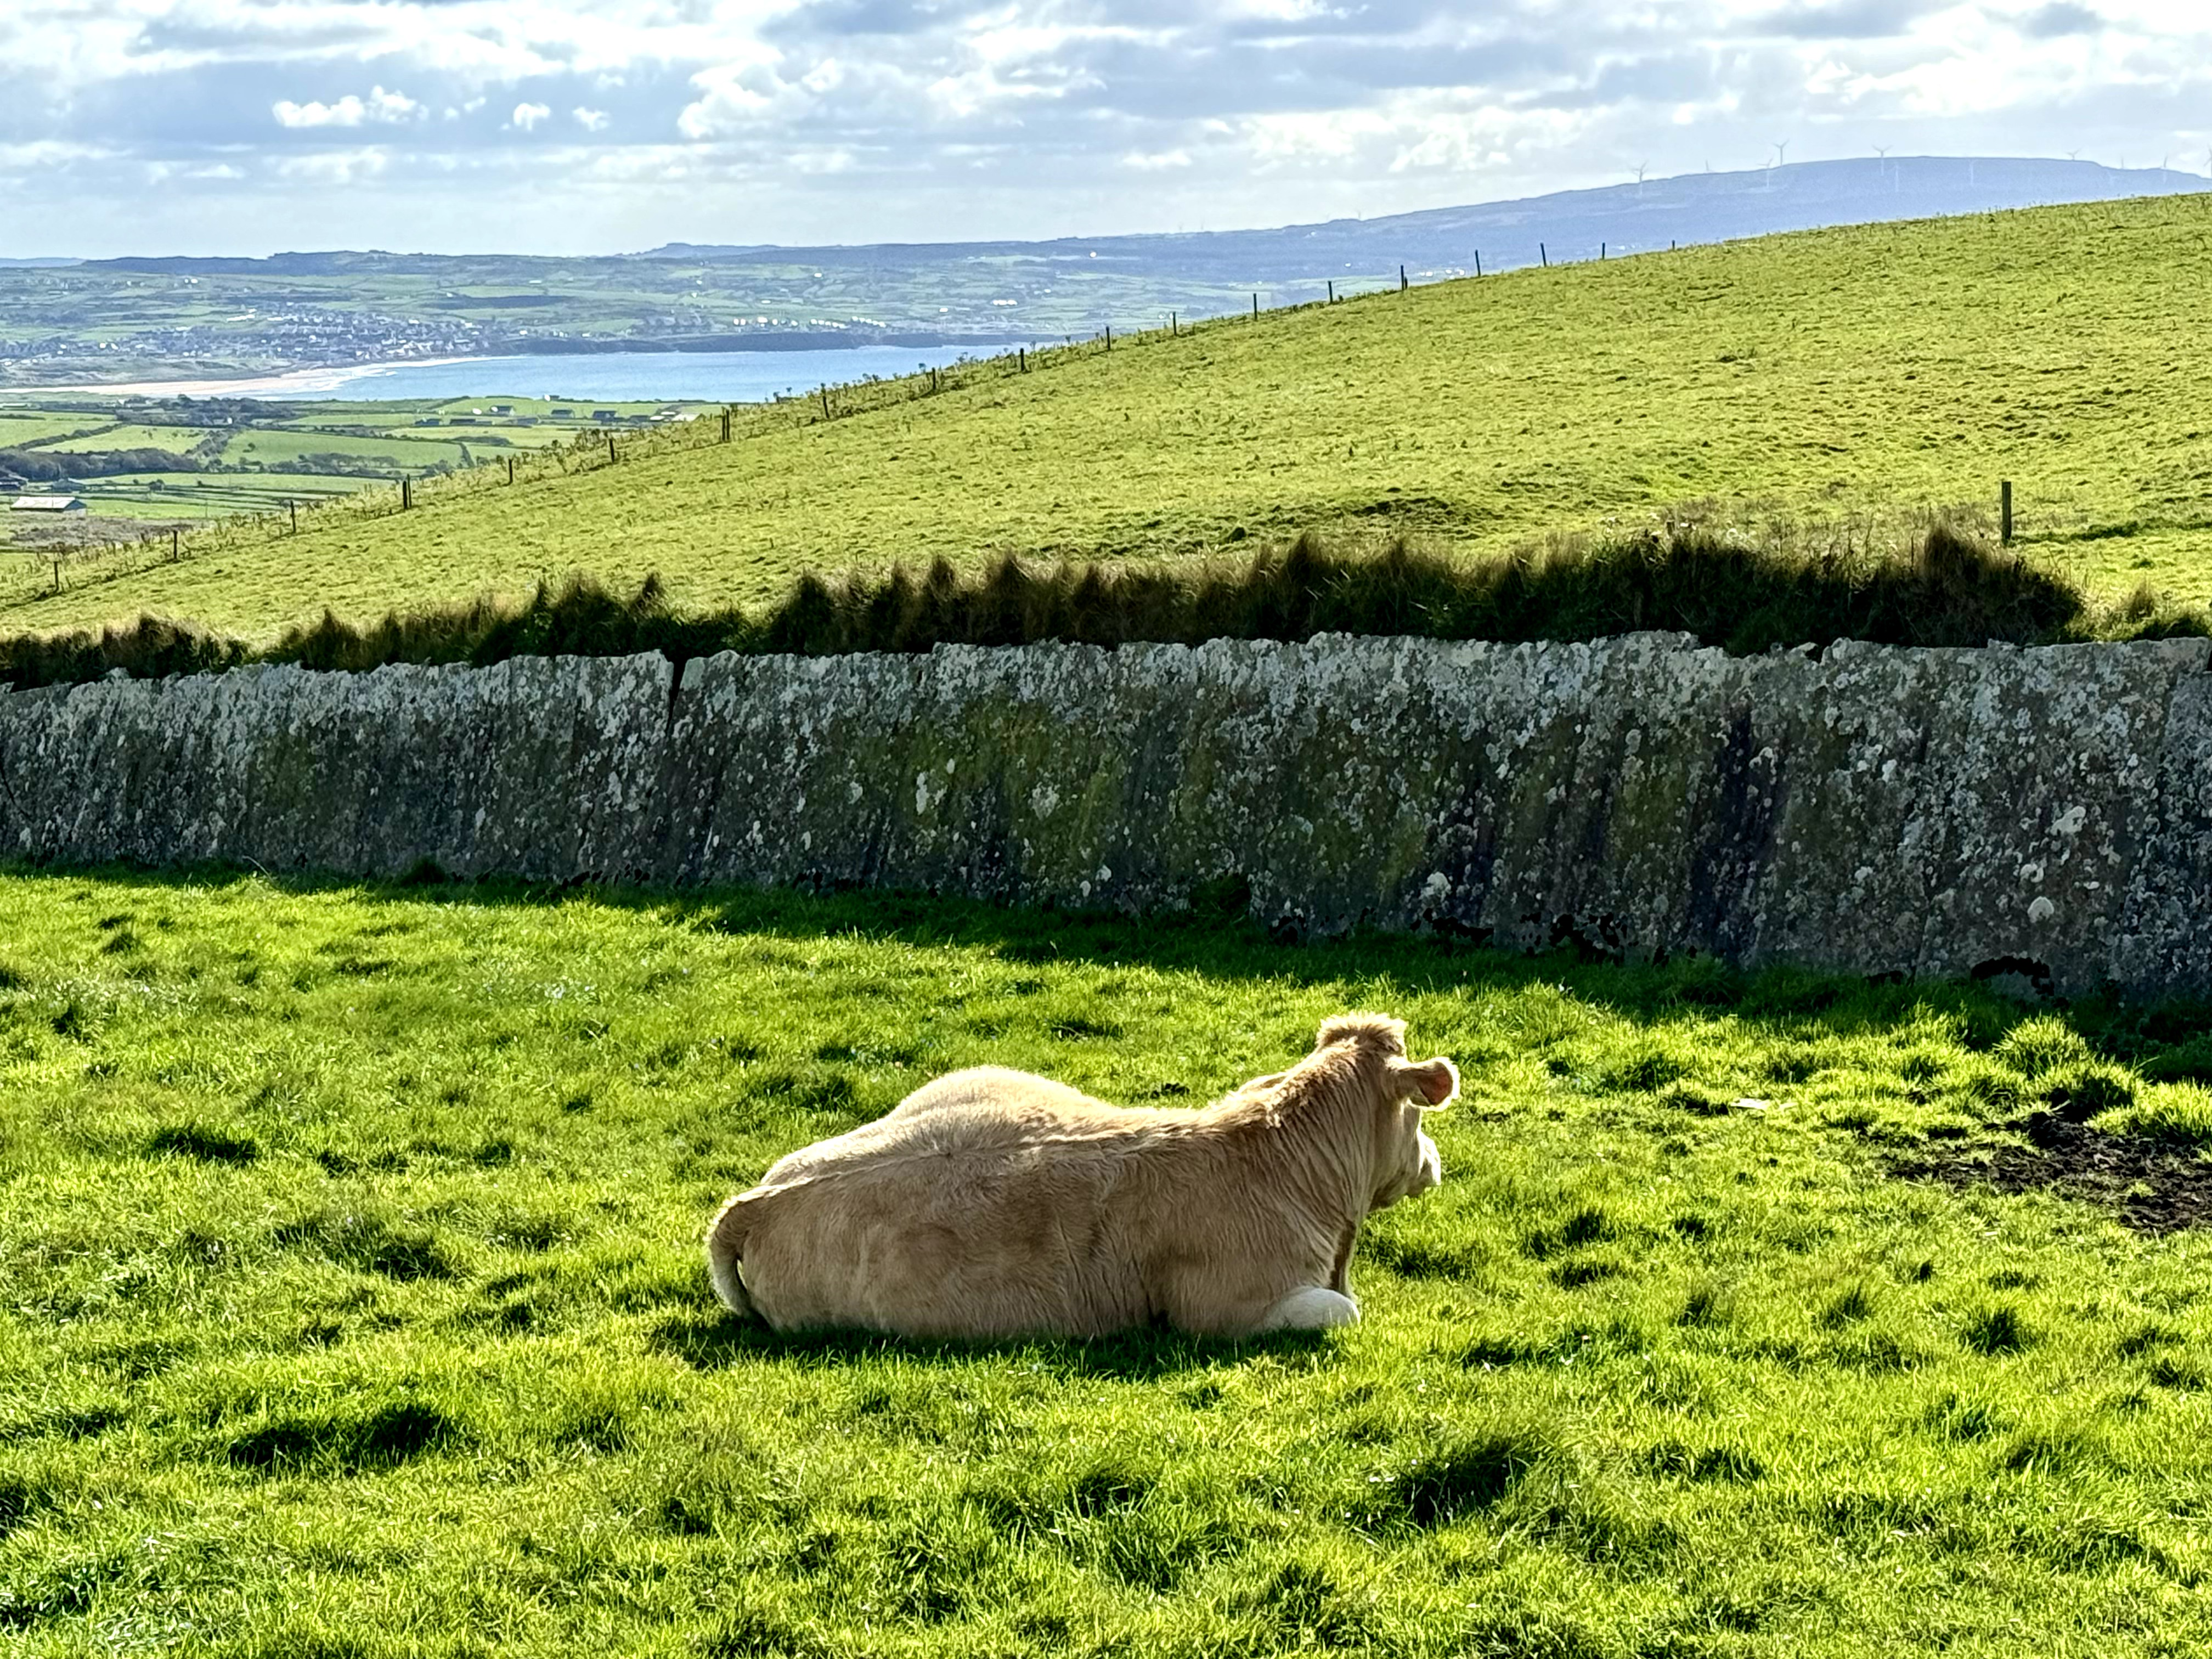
[704,1192,759,1318]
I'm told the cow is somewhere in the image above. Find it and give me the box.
[703,1012,1458,1339]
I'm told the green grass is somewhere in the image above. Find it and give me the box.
[33,425,199,456]
[220,430,473,471]
[0,415,104,448]
[11,195,2212,640]
[0,528,2121,690]
[5,870,2212,1655]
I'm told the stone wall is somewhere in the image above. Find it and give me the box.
[2,632,2207,996]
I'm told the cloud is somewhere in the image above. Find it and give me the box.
[2018,3,2102,37]
[0,0,2208,255]
[272,87,422,129]
[1743,0,1934,40]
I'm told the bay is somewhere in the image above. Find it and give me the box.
[268,345,990,404]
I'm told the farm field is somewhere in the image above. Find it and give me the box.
[4,871,2212,1655]
[0,396,707,552]
[7,195,2212,640]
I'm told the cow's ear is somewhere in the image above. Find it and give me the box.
[1392,1057,1458,1108]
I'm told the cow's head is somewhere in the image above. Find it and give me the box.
[1314,1013,1458,1210]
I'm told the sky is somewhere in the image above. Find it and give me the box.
[3,0,2210,257]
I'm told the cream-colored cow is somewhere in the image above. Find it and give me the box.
[704,1013,1457,1339]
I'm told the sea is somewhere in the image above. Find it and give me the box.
[267,345,988,405]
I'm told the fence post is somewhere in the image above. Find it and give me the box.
[507,455,516,483]
[1474,252,1481,276]
[1171,313,1177,335]
[1104,325,1111,351]
[1400,264,1407,291]
[721,408,732,442]
[1327,281,1334,303]
[402,477,411,510]
[2001,481,2014,545]
[820,386,831,418]
[1018,347,1026,372]
[1541,242,1548,267]
[607,433,617,465]
[1252,292,1259,319]
[1600,242,1606,259]
[288,498,297,534]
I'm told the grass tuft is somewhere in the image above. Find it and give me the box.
[0,520,2156,689]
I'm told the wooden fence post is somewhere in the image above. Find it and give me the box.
[1104,325,1111,351]
[607,434,617,465]
[1251,293,1259,319]
[508,455,516,483]
[288,498,297,534]
[1171,313,1178,335]
[2001,481,2014,545]
[1399,264,1407,291]
[721,408,732,442]
[402,477,411,510]
[1600,242,1606,259]
[1540,242,1548,267]
[1474,252,1481,276]
[820,386,831,418]
[1018,347,1027,372]
[1327,281,1334,303]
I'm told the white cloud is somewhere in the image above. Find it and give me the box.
[272,86,421,130]
[274,146,393,185]
[4,0,2212,252]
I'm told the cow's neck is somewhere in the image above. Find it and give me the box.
[1217,1088,1373,1237]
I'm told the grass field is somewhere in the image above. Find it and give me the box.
[0,397,705,555]
[5,871,2212,1655]
[8,195,2212,640]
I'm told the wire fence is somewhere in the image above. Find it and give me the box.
[2,286,1415,613]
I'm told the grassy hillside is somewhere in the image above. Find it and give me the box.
[5,872,2212,1655]
[11,195,2212,638]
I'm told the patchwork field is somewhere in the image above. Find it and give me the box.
[0,397,706,553]
[4,871,2211,1655]
[6,195,2212,639]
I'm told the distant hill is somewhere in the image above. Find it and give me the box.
[8,156,2205,389]
[67,155,2212,312]
[644,156,2210,280]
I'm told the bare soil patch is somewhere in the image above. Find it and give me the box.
[1893,1112,2212,1234]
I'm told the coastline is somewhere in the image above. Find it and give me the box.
[4,357,487,399]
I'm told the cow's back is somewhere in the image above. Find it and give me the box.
[735,1069,1176,1337]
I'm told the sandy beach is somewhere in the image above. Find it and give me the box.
[2,358,486,399]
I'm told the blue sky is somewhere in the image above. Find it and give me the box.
[3,0,2208,256]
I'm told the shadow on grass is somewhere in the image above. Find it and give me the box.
[22,862,2212,1232]
[21,858,2212,1046]
[645,1306,1329,1378]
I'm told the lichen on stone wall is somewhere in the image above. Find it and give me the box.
[1,631,2208,995]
